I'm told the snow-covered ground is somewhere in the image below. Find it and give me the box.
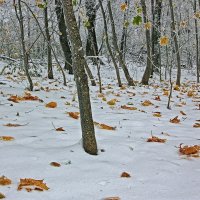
[0,61,200,200]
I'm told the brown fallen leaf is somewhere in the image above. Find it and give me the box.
[0,136,15,141]
[68,112,80,119]
[147,136,166,143]
[8,92,41,103]
[121,172,131,178]
[94,121,116,130]
[0,193,5,199]
[193,123,200,128]
[103,197,121,200]
[141,100,154,106]
[3,123,26,127]
[18,178,49,191]
[50,162,61,167]
[121,105,137,110]
[45,101,57,108]
[153,112,162,117]
[107,99,117,106]
[179,144,200,155]
[170,116,180,124]
[56,127,65,131]
[0,176,12,185]
[180,111,186,115]
[154,96,161,101]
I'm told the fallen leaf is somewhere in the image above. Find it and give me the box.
[153,112,162,117]
[3,123,24,127]
[18,178,49,191]
[121,172,131,178]
[0,176,12,185]
[187,90,194,97]
[179,144,200,155]
[104,197,121,200]
[121,105,137,110]
[163,90,169,96]
[180,111,186,115]
[170,116,180,124]
[154,96,161,101]
[107,99,117,106]
[8,92,41,103]
[56,127,65,131]
[50,162,61,167]
[147,136,166,143]
[68,112,80,119]
[174,85,180,91]
[0,193,5,199]
[0,136,15,141]
[94,121,116,130]
[193,123,200,128]
[141,100,153,106]
[45,102,57,108]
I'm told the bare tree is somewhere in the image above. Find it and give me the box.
[61,0,98,155]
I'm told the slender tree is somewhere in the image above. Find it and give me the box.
[61,0,98,155]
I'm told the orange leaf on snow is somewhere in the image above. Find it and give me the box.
[170,116,180,124]
[0,176,12,186]
[50,162,61,167]
[121,172,131,178]
[103,197,121,200]
[141,100,154,106]
[8,92,41,103]
[0,136,15,141]
[163,90,169,96]
[68,112,80,119]
[121,105,137,110]
[147,136,166,143]
[94,121,116,130]
[120,3,127,11]
[45,101,57,108]
[56,127,65,131]
[3,123,24,127]
[179,144,200,155]
[107,99,117,106]
[193,123,200,128]
[17,178,49,191]
[154,96,161,101]
[153,112,162,117]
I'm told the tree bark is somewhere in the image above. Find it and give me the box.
[44,0,53,79]
[61,0,98,155]
[55,0,73,74]
[141,0,152,85]
[169,0,181,86]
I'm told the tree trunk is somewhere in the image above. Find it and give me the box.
[55,0,73,74]
[61,0,98,155]
[141,0,152,85]
[44,0,53,79]
[169,0,181,86]
[98,0,122,87]
[14,0,33,91]
[151,0,162,76]
[107,0,134,86]
[85,0,99,61]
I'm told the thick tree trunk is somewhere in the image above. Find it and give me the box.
[61,0,98,155]
[151,0,162,76]
[55,0,73,74]
[107,0,134,86]
[85,0,99,61]
[99,0,122,87]
[141,0,152,85]
[169,0,181,86]
[44,0,53,79]
[14,0,33,91]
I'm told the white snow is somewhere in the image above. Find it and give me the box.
[0,62,200,200]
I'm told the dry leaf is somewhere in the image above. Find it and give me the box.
[0,176,12,185]
[0,193,5,199]
[141,100,153,106]
[121,172,131,178]
[187,90,194,97]
[180,111,186,115]
[179,144,200,155]
[154,96,161,101]
[121,105,137,110]
[147,136,166,143]
[45,102,57,108]
[170,116,180,124]
[120,3,127,11]
[174,85,180,91]
[159,36,169,46]
[94,121,116,130]
[8,92,41,103]
[18,178,49,191]
[50,162,61,167]
[68,112,80,119]
[3,123,24,127]
[163,90,169,96]
[0,136,15,141]
[107,99,117,106]
[56,127,65,131]
[104,197,121,200]
[193,123,200,128]
[153,112,162,117]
